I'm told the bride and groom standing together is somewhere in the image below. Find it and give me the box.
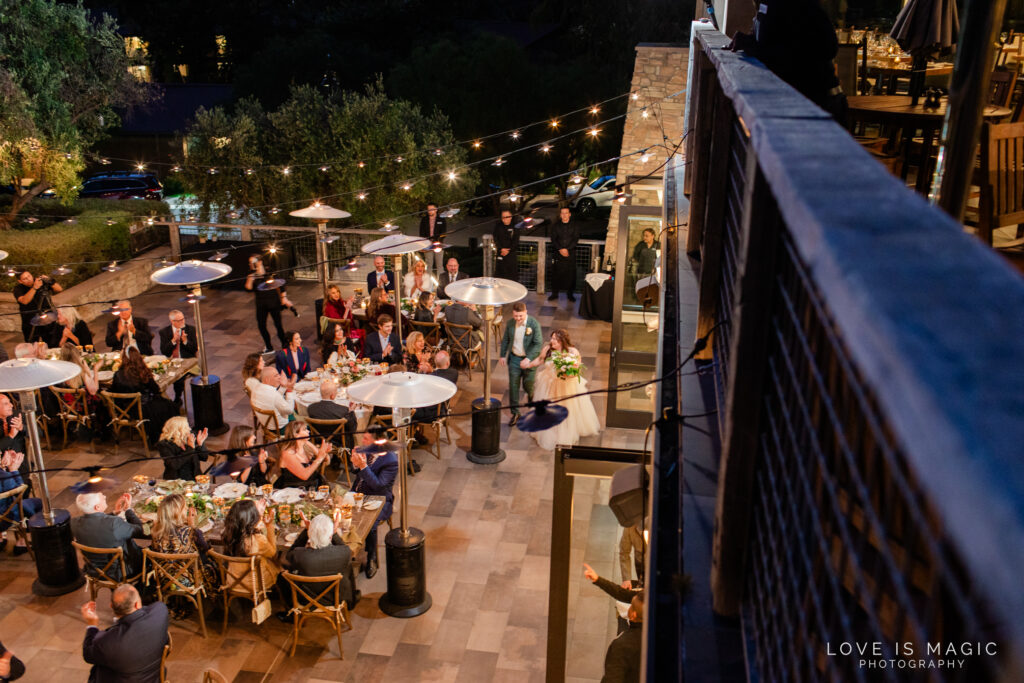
[497,302,600,450]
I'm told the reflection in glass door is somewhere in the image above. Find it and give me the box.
[607,206,662,428]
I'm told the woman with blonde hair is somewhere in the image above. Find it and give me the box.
[151,493,217,590]
[274,420,330,489]
[403,259,434,299]
[156,416,209,480]
[404,331,433,373]
[49,306,93,349]
[60,343,100,396]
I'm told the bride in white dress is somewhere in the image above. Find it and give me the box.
[530,329,601,450]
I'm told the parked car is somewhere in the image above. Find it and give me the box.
[79,172,163,200]
[566,174,616,217]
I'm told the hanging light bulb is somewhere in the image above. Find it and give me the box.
[380,221,397,232]
[281,166,291,175]
[146,217,155,225]
[320,234,339,244]
[341,258,359,272]
[65,218,77,224]
[540,143,552,153]
[614,185,633,203]
[446,170,457,181]
[356,192,368,201]
[171,165,182,173]
[228,210,239,219]
[590,106,600,115]
[511,130,521,140]
[98,157,111,165]
[106,218,115,226]
[136,162,146,171]
[631,92,639,101]
[319,165,330,172]
[207,167,219,174]
[508,189,521,202]
[569,173,582,184]
[401,182,412,191]
[103,261,121,272]
[186,213,197,221]
[433,148,443,156]
[269,207,281,215]
[6,268,17,277]
[395,155,404,163]
[640,150,651,163]
[210,250,228,262]
[25,217,38,224]
[641,108,649,119]
[53,265,72,276]
[492,157,506,167]
[588,127,600,137]
[267,244,278,255]
[549,119,559,128]
[357,160,366,168]
[472,140,482,149]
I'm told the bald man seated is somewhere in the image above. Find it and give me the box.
[81,584,169,682]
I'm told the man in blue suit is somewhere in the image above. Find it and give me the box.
[498,301,543,426]
[351,436,398,578]
[274,331,312,379]
[363,315,403,365]
[366,256,395,294]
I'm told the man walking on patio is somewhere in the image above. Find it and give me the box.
[498,302,542,426]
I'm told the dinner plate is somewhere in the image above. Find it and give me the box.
[304,372,320,380]
[363,499,383,511]
[97,370,114,382]
[294,381,317,393]
[213,482,247,499]
[139,511,157,522]
[145,355,168,363]
[199,520,214,533]
[284,531,300,544]
[272,488,303,504]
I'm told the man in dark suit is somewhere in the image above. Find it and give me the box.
[158,309,197,404]
[351,437,398,578]
[366,256,395,293]
[444,300,484,344]
[307,379,356,452]
[71,492,146,579]
[436,257,469,299]
[498,302,543,425]
[364,314,402,365]
[81,584,169,683]
[104,299,154,355]
[418,202,448,275]
[600,592,644,682]
[492,209,519,281]
[284,514,358,609]
[549,206,580,304]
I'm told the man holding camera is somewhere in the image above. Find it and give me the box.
[245,254,293,353]
[12,270,62,342]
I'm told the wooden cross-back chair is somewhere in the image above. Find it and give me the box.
[100,390,150,455]
[304,417,352,486]
[160,632,173,683]
[972,121,1024,248]
[10,390,50,450]
[443,321,482,380]
[143,548,209,637]
[72,541,144,600]
[990,66,1017,109]
[252,405,284,445]
[48,386,92,450]
[370,411,417,451]
[425,396,455,460]
[0,484,33,558]
[207,550,270,635]
[280,572,353,658]
[408,320,442,348]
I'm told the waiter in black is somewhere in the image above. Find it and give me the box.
[158,309,197,404]
[548,207,579,303]
[418,202,447,275]
[492,209,519,281]
[12,270,62,342]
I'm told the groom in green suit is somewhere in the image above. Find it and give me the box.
[498,301,543,426]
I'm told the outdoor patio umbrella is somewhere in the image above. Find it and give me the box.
[891,0,960,105]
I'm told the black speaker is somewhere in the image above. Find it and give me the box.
[609,465,648,527]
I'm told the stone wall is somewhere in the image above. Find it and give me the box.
[0,246,173,333]
[605,44,689,261]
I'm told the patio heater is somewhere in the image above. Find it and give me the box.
[345,372,457,617]
[289,201,351,302]
[361,233,433,344]
[0,358,85,595]
[444,277,528,464]
[150,260,232,435]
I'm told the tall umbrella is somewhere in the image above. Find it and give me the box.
[891,0,960,105]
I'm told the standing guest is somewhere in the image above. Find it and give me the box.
[350,433,398,578]
[619,524,646,587]
[366,256,395,293]
[71,492,146,579]
[80,585,168,683]
[403,259,434,300]
[274,421,330,490]
[404,332,434,374]
[226,425,270,486]
[12,270,62,342]
[104,299,154,355]
[0,451,41,547]
[111,348,177,443]
[584,563,644,635]
[250,367,296,428]
[245,254,293,353]
[158,309,197,405]
[601,592,644,682]
[444,300,484,342]
[150,493,217,588]
[320,323,357,366]
[631,229,658,278]
[436,257,469,299]
[492,209,519,281]
[365,287,398,331]
[307,379,356,453]
[549,207,579,303]
[275,331,311,379]
[156,417,209,481]
[418,202,447,274]
[49,306,93,349]
[364,315,402,365]
[0,639,25,681]
[241,352,266,396]
[322,284,354,321]
[284,513,358,610]
[222,498,281,595]
[412,291,439,324]
[498,302,542,425]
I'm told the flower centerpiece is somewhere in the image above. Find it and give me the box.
[551,351,585,382]
[83,352,121,372]
[334,361,370,386]
[400,297,417,315]
[147,358,172,376]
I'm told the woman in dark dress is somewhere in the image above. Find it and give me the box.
[49,307,93,349]
[365,287,397,332]
[227,425,269,486]
[319,323,358,366]
[274,420,330,489]
[111,347,178,443]
[156,416,209,481]
[150,493,218,591]
[412,291,437,323]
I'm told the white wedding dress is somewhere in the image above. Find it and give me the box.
[529,347,601,450]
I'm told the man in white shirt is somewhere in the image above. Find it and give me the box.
[498,302,543,425]
[250,366,296,428]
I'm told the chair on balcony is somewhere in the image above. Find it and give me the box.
[100,391,150,455]
[969,121,1024,248]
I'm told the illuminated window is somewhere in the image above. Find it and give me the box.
[124,36,148,57]
[175,64,189,78]
[215,35,227,56]
[128,65,151,82]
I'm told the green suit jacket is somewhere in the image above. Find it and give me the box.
[500,316,542,361]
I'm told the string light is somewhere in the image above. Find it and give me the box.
[103,261,121,272]
[472,140,482,149]
[640,150,651,163]
[401,182,412,191]
[511,130,521,140]
[98,158,111,165]
[227,210,239,219]
[53,265,72,276]
[588,128,600,137]
[171,166,181,173]
[357,161,366,168]
[320,165,330,172]
[631,92,639,101]
[135,163,145,171]
[341,258,360,272]
[395,156,404,163]
[269,207,281,214]
[64,152,73,160]
[549,120,559,128]
[433,148,443,156]
[641,108,649,119]
[570,173,582,184]
[210,251,228,262]
[25,217,38,224]
[106,219,115,226]
[245,168,254,175]
[356,192,368,200]
[6,268,17,277]
[267,244,278,254]
[492,157,506,167]
[589,106,600,115]
[446,171,458,181]
[540,143,553,153]
[508,190,521,202]
[281,166,291,175]
[381,221,397,232]
[207,167,218,174]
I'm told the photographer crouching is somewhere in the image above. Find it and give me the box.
[12,270,62,342]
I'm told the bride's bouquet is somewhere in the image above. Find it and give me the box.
[551,351,584,382]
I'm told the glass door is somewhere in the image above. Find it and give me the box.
[607,206,662,428]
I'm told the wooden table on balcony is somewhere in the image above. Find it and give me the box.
[847,96,1012,193]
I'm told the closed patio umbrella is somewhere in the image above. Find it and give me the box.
[891,0,960,104]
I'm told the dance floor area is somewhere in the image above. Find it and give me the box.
[0,282,642,682]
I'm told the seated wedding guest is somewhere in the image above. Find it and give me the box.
[104,299,154,355]
[227,425,270,486]
[156,417,209,481]
[158,309,197,404]
[0,396,26,474]
[0,639,26,681]
[111,347,177,443]
[80,585,168,683]
[48,306,93,349]
[412,290,438,324]
[150,493,217,590]
[404,331,434,374]
[414,351,458,427]
[403,259,434,299]
[274,420,331,490]
[365,255,395,293]
[222,498,281,594]
[250,367,296,428]
[307,379,356,452]
[241,352,266,396]
[13,342,46,360]
[365,287,397,331]
[350,433,398,578]
[275,331,311,379]
[320,322,357,366]
[323,284,354,321]
[60,343,101,397]
[436,257,468,299]
[283,513,357,611]
[444,300,484,341]
[0,451,41,550]
[364,314,402,365]
[71,491,146,579]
